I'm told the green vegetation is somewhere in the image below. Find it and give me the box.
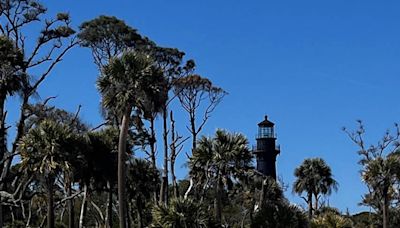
[1,1,400,227]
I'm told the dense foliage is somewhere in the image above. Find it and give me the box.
[1,1,400,228]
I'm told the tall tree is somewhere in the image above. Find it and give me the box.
[78,15,145,69]
[24,102,88,228]
[85,127,119,228]
[149,46,189,206]
[344,121,400,228]
[189,129,252,224]
[97,50,164,228]
[174,74,227,151]
[126,158,159,228]
[293,158,338,220]
[169,110,188,198]
[18,120,81,228]
[252,177,309,228]
[0,1,77,224]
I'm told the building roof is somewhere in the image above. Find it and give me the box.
[258,115,274,127]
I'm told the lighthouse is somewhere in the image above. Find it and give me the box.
[253,116,280,179]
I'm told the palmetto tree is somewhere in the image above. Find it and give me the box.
[85,127,119,228]
[293,158,338,220]
[97,50,164,228]
[361,155,399,228]
[18,120,78,228]
[189,129,252,224]
[151,197,214,228]
[311,207,353,228]
[126,158,159,228]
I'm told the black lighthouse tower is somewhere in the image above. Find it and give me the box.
[253,116,280,179]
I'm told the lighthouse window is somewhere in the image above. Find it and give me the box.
[259,126,274,138]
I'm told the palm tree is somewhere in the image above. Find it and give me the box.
[18,120,76,228]
[362,156,398,228]
[85,127,119,228]
[126,158,159,228]
[189,129,253,224]
[311,207,353,228]
[72,128,119,228]
[151,197,215,228]
[97,50,164,228]
[293,158,338,220]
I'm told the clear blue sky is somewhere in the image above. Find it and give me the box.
[7,0,400,214]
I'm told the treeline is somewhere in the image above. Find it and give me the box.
[1,1,400,228]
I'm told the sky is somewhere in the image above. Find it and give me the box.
[6,0,400,214]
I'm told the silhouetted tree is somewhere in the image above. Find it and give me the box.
[78,15,145,69]
[0,1,77,224]
[97,50,164,228]
[189,129,252,224]
[293,158,338,220]
[344,121,400,228]
[174,74,227,151]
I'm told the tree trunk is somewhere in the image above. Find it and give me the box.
[0,96,6,171]
[126,200,131,228]
[105,181,113,228]
[215,173,223,224]
[190,112,197,151]
[171,161,178,198]
[136,197,144,228]
[314,193,319,215]
[307,193,313,221]
[79,184,88,228]
[383,189,389,228]
[118,110,131,228]
[0,96,6,228]
[184,178,194,200]
[0,196,2,228]
[149,116,158,203]
[26,200,33,227]
[259,178,266,209]
[149,116,157,169]
[170,110,178,198]
[159,107,169,205]
[47,178,55,228]
[0,96,29,226]
[67,175,75,228]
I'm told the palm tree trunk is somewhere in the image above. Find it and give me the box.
[314,193,319,215]
[106,181,113,228]
[307,193,313,220]
[118,110,131,228]
[160,107,168,205]
[215,173,223,224]
[383,188,389,228]
[79,184,88,228]
[136,197,144,228]
[47,178,55,228]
